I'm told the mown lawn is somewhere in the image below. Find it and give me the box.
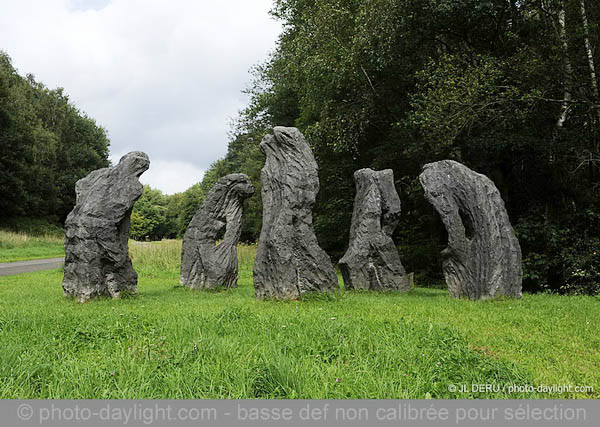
[0,230,64,263]
[0,240,598,399]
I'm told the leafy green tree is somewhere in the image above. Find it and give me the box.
[130,186,171,241]
[164,193,182,239]
[0,51,109,222]
[207,0,600,293]
[130,211,158,241]
[176,183,205,237]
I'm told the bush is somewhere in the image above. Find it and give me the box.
[0,217,63,237]
[516,211,600,296]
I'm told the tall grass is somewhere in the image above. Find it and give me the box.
[238,244,257,271]
[0,230,63,247]
[129,241,257,278]
[0,230,64,262]
[0,239,598,398]
[129,240,182,275]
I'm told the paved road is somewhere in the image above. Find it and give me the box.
[0,258,65,276]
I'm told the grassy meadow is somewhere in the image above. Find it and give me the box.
[0,239,598,399]
[0,230,64,263]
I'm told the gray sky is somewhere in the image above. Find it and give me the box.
[0,0,281,194]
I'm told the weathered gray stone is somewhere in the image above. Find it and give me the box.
[419,160,522,299]
[180,173,254,290]
[339,168,410,291]
[62,151,150,302]
[253,127,339,299]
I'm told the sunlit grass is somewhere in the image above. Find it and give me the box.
[0,239,598,399]
[129,240,182,275]
[128,241,256,277]
[0,230,64,262]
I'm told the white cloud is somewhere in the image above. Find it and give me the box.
[140,160,205,195]
[0,0,280,193]
[109,153,205,194]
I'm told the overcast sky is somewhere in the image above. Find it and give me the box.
[0,0,281,194]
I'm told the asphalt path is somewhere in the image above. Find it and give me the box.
[0,258,65,276]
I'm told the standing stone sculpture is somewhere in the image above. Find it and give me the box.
[180,173,254,290]
[62,151,150,302]
[339,168,410,291]
[418,160,522,299]
[253,127,339,299]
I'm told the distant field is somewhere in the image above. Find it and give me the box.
[0,230,64,262]
[0,239,598,399]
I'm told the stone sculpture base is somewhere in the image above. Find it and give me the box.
[253,127,339,299]
[62,151,150,302]
[419,160,522,299]
[339,168,410,291]
[180,173,254,290]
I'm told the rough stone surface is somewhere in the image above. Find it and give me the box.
[339,168,410,291]
[62,151,150,302]
[253,127,339,299]
[180,173,254,290]
[419,160,522,299]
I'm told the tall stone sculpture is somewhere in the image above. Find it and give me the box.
[253,127,339,299]
[180,173,254,290]
[339,168,410,291]
[62,151,150,302]
[418,160,522,299]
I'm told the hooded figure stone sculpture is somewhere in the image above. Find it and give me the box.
[339,168,410,291]
[180,173,254,290]
[62,151,150,302]
[253,127,339,299]
[419,160,522,300]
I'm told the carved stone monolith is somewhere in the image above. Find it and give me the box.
[180,173,254,290]
[253,127,339,299]
[339,168,410,291]
[418,160,522,299]
[62,151,150,302]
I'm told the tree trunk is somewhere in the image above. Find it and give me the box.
[579,0,600,121]
[557,5,573,129]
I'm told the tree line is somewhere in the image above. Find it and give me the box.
[3,0,599,295]
[188,0,599,295]
[128,167,228,241]
[0,50,218,243]
[0,51,110,223]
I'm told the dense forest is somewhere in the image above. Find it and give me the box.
[0,51,110,222]
[2,0,599,295]
[194,0,600,295]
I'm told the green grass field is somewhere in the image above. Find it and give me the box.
[0,230,64,262]
[0,239,598,399]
